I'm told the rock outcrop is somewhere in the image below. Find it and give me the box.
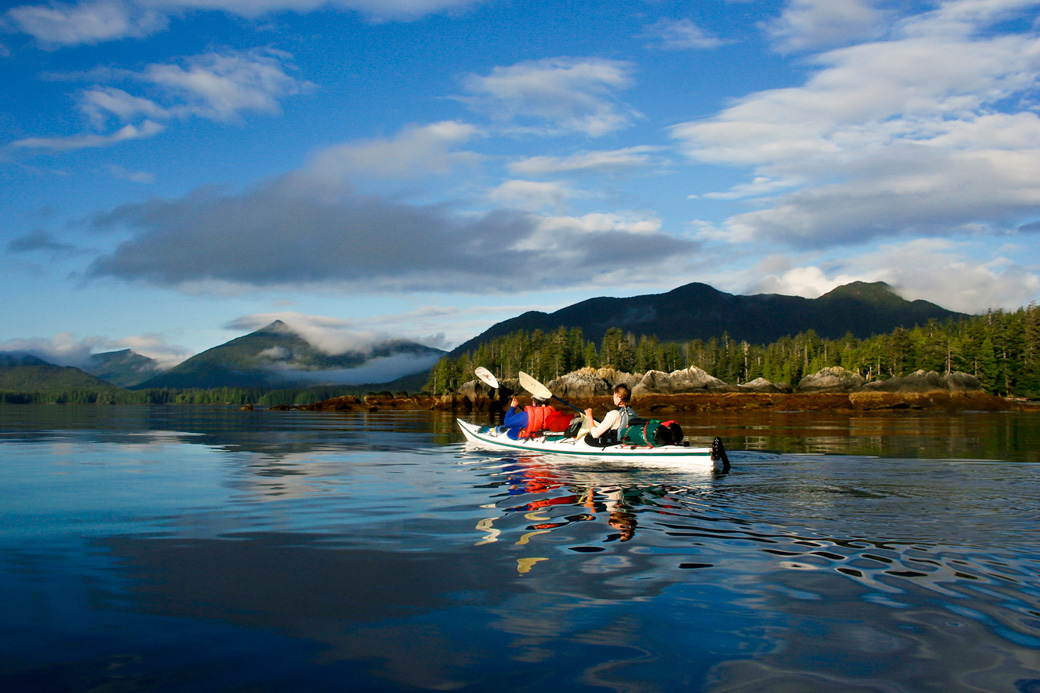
[797,366,866,393]
[738,377,792,393]
[546,367,637,398]
[632,366,734,396]
[862,369,983,393]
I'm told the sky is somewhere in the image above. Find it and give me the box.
[3,0,1040,369]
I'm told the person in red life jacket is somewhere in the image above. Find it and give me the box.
[583,383,636,448]
[501,396,572,440]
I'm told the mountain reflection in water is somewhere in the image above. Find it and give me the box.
[0,406,1038,691]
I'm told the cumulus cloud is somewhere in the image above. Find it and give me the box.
[459,57,639,136]
[672,0,1040,249]
[765,0,890,53]
[84,167,700,293]
[5,0,483,47]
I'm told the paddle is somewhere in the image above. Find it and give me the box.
[518,371,593,438]
[518,371,593,439]
[474,366,499,390]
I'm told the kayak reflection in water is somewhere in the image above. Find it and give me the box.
[500,458,640,542]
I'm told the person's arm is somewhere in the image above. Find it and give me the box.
[503,398,527,428]
[589,409,619,438]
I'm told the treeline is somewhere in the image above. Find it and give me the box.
[427,304,1040,398]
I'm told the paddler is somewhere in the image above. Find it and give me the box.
[500,395,572,440]
[583,383,636,447]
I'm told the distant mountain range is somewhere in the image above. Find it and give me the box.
[0,321,445,393]
[451,281,967,356]
[1,282,971,394]
[137,321,445,390]
[0,352,119,392]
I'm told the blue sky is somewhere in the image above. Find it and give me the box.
[3,0,1040,368]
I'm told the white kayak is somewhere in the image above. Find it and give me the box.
[457,419,730,470]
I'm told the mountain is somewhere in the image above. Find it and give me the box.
[135,321,445,390]
[84,349,162,387]
[0,352,120,392]
[451,281,968,355]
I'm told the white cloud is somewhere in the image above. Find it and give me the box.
[460,57,639,136]
[157,0,482,22]
[9,48,311,153]
[643,18,727,50]
[6,0,168,48]
[765,0,890,53]
[701,175,803,200]
[227,312,395,355]
[12,120,165,151]
[305,121,482,185]
[80,87,169,129]
[106,164,155,183]
[672,1,1040,248]
[487,180,576,212]
[86,171,701,294]
[5,0,483,47]
[0,331,190,369]
[508,146,662,176]
[143,49,314,122]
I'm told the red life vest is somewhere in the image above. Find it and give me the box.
[519,406,572,438]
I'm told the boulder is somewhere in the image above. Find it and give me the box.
[797,366,866,393]
[547,368,614,398]
[632,366,733,396]
[944,371,985,392]
[738,377,791,393]
[458,378,496,403]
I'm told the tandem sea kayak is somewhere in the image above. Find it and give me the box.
[457,419,730,470]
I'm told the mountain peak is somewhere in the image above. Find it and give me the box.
[820,281,897,300]
[261,320,293,334]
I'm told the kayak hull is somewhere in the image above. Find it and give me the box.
[457,419,727,468]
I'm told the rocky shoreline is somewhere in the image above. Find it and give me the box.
[292,366,1038,413]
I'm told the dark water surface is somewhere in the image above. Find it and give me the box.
[1,405,1038,691]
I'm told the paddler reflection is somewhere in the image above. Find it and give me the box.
[475,458,643,551]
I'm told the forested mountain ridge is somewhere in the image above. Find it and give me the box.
[136,320,445,390]
[430,301,1040,398]
[450,281,965,357]
[84,349,162,387]
[0,353,120,393]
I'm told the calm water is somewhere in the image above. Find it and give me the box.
[1,404,1039,692]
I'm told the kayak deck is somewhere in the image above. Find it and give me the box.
[457,419,728,468]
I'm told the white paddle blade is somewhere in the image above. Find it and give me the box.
[474,366,499,389]
[518,371,553,400]
[576,413,591,438]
